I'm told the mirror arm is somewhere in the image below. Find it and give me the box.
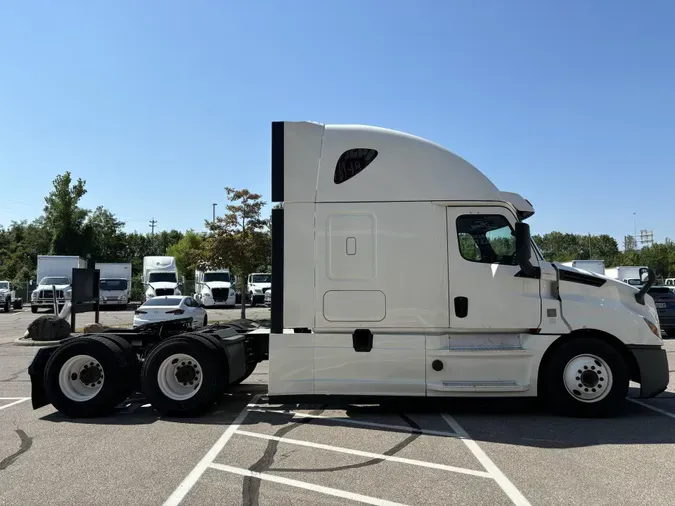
[635,269,656,305]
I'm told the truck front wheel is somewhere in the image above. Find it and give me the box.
[3,298,10,313]
[43,338,129,417]
[141,336,222,417]
[31,306,38,314]
[541,337,629,418]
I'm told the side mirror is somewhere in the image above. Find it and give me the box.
[515,222,538,278]
[635,268,656,305]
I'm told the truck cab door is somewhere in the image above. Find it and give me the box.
[446,206,542,331]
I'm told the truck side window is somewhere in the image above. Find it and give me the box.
[456,214,518,265]
[334,148,378,184]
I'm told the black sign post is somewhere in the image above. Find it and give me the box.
[70,268,100,333]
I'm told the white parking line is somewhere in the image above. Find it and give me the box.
[248,407,461,438]
[235,429,491,478]
[441,414,532,506]
[208,463,410,506]
[0,398,30,411]
[628,398,675,420]
[162,394,262,506]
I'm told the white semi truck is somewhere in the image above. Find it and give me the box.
[194,268,235,308]
[95,262,132,309]
[247,272,271,306]
[31,255,87,313]
[142,256,182,301]
[561,260,605,275]
[28,121,668,420]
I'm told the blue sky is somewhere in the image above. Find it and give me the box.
[1,0,673,247]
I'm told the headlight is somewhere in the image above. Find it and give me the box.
[64,289,72,300]
[175,289,182,295]
[644,317,661,338]
[31,291,38,300]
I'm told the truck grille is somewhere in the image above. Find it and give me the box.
[212,288,229,299]
[155,288,174,296]
[40,290,64,299]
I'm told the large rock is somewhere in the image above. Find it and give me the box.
[82,322,108,333]
[27,315,72,342]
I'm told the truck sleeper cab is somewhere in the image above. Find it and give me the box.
[268,121,669,417]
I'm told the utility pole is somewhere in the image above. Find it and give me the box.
[588,233,592,258]
[149,218,157,236]
[212,203,217,223]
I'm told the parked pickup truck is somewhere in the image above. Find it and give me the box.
[0,281,23,312]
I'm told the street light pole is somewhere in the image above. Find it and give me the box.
[212,203,217,223]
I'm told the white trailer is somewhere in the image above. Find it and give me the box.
[604,266,649,286]
[27,121,669,420]
[142,256,182,301]
[194,268,235,308]
[95,262,132,309]
[31,255,87,313]
[561,260,605,275]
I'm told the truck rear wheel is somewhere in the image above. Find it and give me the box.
[141,336,222,417]
[13,299,23,310]
[43,337,129,418]
[88,334,140,392]
[541,337,629,417]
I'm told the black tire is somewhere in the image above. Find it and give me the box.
[141,335,223,417]
[540,337,629,418]
[3,298,10,313]
[231,362,257,386]
[31,306,38,314]
[43,337,129,418]
[203,314,208,327]
[88,334,140,393]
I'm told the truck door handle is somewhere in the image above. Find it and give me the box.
[352,329,373,352]
[454,297,468,318]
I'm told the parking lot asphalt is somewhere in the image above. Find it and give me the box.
[0,328,674,506]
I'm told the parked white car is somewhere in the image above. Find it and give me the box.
[133,296,208,329]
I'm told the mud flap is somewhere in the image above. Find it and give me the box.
[27,347,58,409]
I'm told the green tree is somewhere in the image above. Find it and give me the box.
[202,187,270,318]
[166,230,205,281]
[85,206,127,262]
[43,172,89,256]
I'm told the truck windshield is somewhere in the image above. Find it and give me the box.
[149,272,177,283]
[251,274,271,283]
[39,277,70,286]
[204,272,230,282]
[0,282,8,289]
[100,279,128,291]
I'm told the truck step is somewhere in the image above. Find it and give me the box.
[427,380,528,392]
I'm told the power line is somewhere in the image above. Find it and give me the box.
[149,218,157,236]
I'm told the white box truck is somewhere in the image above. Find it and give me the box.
[142,256,182,301]
[95,262,132,309]
[28,121,669,421]
[31,255,87,313]
[561,260,605,275]
[605,266,649,286]
[194,268,235,308]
